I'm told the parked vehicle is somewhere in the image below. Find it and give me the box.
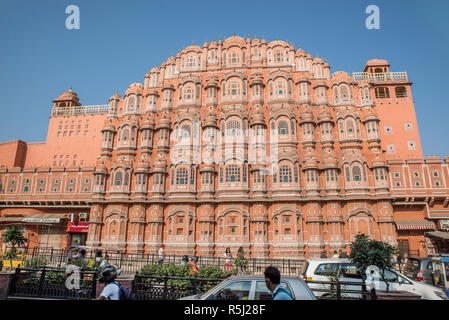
[430,256,449,297]
[403,257,434,284]
[302,259,448,300]
[179,275,316,300]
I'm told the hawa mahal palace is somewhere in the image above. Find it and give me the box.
[1,34,448,259]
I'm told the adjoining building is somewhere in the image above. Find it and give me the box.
[1,35,449,258]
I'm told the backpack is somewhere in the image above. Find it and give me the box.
[111,281,134,300]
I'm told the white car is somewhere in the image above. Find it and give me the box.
[302,258,448,300]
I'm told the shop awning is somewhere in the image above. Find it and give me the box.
[0,215,26,223]
[394,219,436,231]
[425,231,449,241]
[0,214,67,224]
[22,214,66,224]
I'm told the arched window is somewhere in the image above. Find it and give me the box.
[124,171,130,186]
[275,79,286,98]
[278,121,289,135]
[340,85,349,101]
[121,128,130,141]
[186,86,193,101]
[226,119,241,136]
[115,171,122,186]
[127,96,135,112]
[181,124,191,139]
[187,55,196,68]
[333,87,339,102]
[176,168,188,185]
[352,166,362,181]
[346,118,355,134]
[226,165,241,182]
[279,165,292,183]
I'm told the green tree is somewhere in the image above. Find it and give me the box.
[2,225,28,271]
[349,234,398,292]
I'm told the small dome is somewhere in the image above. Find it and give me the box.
[312,79,328,89]
[109,93,121,101]
[323,156,338,169]
[299,107,314,123]
[125,82,143,95]
[363,108,379,122]
[372,155,387,168]
[332,71,355,85]
[318,108,333,123]
[365,58,389,67]
[53,89,80,104]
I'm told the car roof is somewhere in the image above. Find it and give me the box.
[306,258,351,263]
[226,275,299,280]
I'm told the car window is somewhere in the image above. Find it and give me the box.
[383,269,399,283]
[314,263,339,276]
[254,281,294,300]
[444,263,449,282]
[398,275,412,285]
[206,281,251,300]
[340,264,362,279]
[433,262,445,286]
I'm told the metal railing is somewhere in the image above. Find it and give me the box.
[16,247,305,276]
[352,72,408,83]
[133,273,223,300]
[305,279,369,300]
[8,267,98,300]
[51,104,110,116]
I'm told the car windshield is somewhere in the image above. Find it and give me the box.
[200,278,228,299]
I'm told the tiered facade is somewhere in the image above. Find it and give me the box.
[1,35,448,258]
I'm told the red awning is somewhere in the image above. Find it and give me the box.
[395,220,436,231]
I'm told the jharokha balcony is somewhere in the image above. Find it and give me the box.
[352,72,408,83]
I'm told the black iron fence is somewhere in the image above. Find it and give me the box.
[305,279,369,300]
[133,273,223,300]
[8,267,98,300]
[18,247,305,276]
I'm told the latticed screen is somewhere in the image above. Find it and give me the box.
[278,121,289,134]
[226,165,241,182]
[226,119,241,136]
[280,165,292,183]
[176,168,188,184]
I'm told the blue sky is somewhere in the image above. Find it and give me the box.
[0,0,448,157]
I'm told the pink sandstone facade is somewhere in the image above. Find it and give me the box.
[1,35,449,258]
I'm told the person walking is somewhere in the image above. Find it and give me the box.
[320,250,327,258]
[224,247,233,272]
[100,254,111,270]
[397,253,403,273]
[96,266,120,300]
[158,244,165,264]
[189,256,199,275]
[264,266,293,300]
[332,250,339,259]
